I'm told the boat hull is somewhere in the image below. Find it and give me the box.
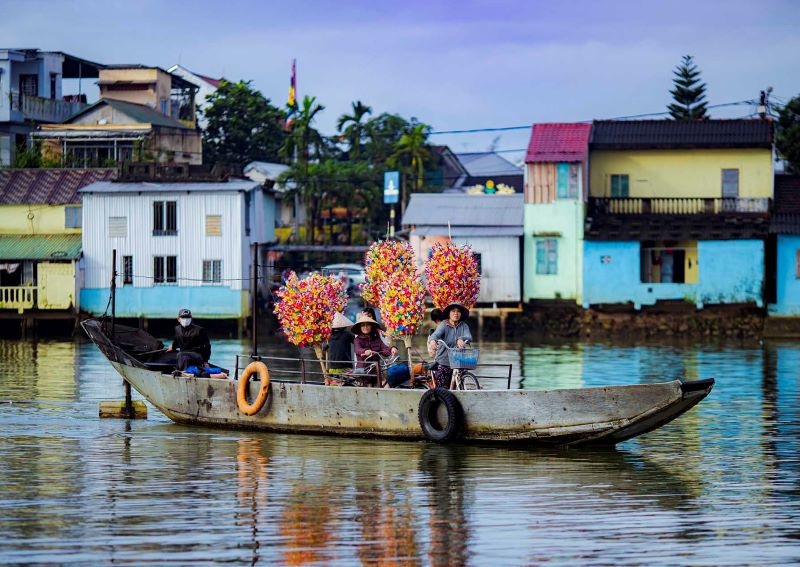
[111,362,713,446]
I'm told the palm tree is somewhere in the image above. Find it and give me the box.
[280,95,326,166]
[388,123,431,211]
[337,101,372,160]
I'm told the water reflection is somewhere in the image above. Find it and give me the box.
[2,337,800,563]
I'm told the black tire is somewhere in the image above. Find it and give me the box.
[459,371,481,390]
[418,387,463,442]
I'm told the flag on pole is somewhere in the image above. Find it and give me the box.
[285,59,297,130]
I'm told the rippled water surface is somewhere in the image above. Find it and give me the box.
[2,336,800,565]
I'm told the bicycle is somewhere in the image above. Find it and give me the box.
[434,340,481,390]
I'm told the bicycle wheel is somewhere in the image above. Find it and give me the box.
[459,371,481,390]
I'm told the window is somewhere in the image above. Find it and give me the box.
[160,98,168,115]
[153,201,177,235]
[50,73,57,100]
[610,174,629,197]
[206,215,222,236]
[65,206,81,228]
[536,239,558,275]
[154,256,177,284]
[244,191,252,236]
[796,250,800,279]
[202,260,222,283]
[722,169,739,198]
[19,74,38,97]
[108,216,127,238]
[556,163,580,199]
[472,253,482,275]
[123,256,133,285]
[64,140,134,167]
[640,241,698,284]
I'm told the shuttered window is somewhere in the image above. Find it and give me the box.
[202,260,222,283]
[123,256,133,285]
[557,163,580,199]
[65,206,82,228]
[722,169,739,198]
[206,215,222,236]
[153,201,177,235]
[536,239,558,275]
[154,256,177,284]
[108,216,127,237]
[610,174,629,197]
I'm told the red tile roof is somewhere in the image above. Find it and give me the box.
[525,123,591,163]
[195,73,222,88]
[0,169,117,205]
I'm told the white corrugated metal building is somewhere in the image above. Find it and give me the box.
[79,179,275,324]
[402,193,523,304]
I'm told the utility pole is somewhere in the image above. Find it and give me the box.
[758,87,773,119]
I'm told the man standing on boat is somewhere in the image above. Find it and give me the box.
[166,308,211,370]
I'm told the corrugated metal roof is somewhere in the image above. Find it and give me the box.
[454,152,522,177]
[413,225,523,236]
[402,193,523,227]
[0,234,81,260]
[65,98,191,129]
[79,179,260,193]
[590,119,773,149]
[0,168,117,205]
[525,123,591,163]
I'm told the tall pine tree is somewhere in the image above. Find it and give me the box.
[668,55,709,120]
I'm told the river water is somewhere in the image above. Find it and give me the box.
[2,336,800,565]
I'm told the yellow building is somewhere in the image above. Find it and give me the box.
[583,120,773,309]
[0,168,115,315]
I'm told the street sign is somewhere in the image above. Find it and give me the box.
[384,171,399,204]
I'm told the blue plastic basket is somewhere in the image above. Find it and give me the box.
[448,348,479,369]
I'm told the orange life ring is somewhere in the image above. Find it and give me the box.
[237,361,271,416]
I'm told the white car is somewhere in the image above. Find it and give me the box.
[322,263,366,287]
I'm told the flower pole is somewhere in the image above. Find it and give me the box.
[380,266,426,369]
[273,272,348,385]
[425,242,481,311]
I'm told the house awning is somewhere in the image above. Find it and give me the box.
[0,234,82,260]
[413,225,523,237]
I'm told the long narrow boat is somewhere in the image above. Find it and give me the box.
[83,319,714,446]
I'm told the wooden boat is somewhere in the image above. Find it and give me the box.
[83,319,714,446]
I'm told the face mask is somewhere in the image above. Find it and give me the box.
[179,318,192,327]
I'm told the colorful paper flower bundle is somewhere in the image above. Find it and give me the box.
[361,240,415,306]
[424,242,481,310]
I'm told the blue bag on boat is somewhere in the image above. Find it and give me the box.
[386,362,411,387]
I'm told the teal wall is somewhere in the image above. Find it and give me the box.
[523,201,584,302]
[583,240,764,308]
[81,286,247,318]
[769,235,800,316]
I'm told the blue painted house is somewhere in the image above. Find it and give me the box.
[768,175,800,316]
[583,120,773,309]
[79,178,275,330]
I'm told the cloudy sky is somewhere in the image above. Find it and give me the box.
[3,0,799,163]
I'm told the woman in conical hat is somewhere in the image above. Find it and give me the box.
[427,302,473,388]
[327,313,355,374]
[353,313,396,370]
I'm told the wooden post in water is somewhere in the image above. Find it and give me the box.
[252,242,258,357]
[99,248,146,419]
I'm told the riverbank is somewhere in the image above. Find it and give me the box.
[504,302,783,340]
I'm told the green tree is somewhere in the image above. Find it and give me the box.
[668,55,709,120]
[776,95,800,173]
[363,113,416,165]
[280,95,326,166]
[202,80,286,166]
[337,101,372,160]
[388,123,432,210]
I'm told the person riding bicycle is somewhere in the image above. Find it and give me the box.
[352,313,398,373]
[427,302,473,388]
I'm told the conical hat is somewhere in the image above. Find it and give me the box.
[332,312,354,329]
[351,312,383,333]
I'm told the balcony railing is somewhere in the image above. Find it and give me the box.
[0,286,36,314]
[589,197,771,216]
[10,92,87,123]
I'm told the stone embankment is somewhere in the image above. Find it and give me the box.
[504,302,767,339]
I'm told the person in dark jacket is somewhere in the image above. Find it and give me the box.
[352,313,397,372]
[166,308,211,370]
[327,313,355,373]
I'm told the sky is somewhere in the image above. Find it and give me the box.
[3,0,799,165]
